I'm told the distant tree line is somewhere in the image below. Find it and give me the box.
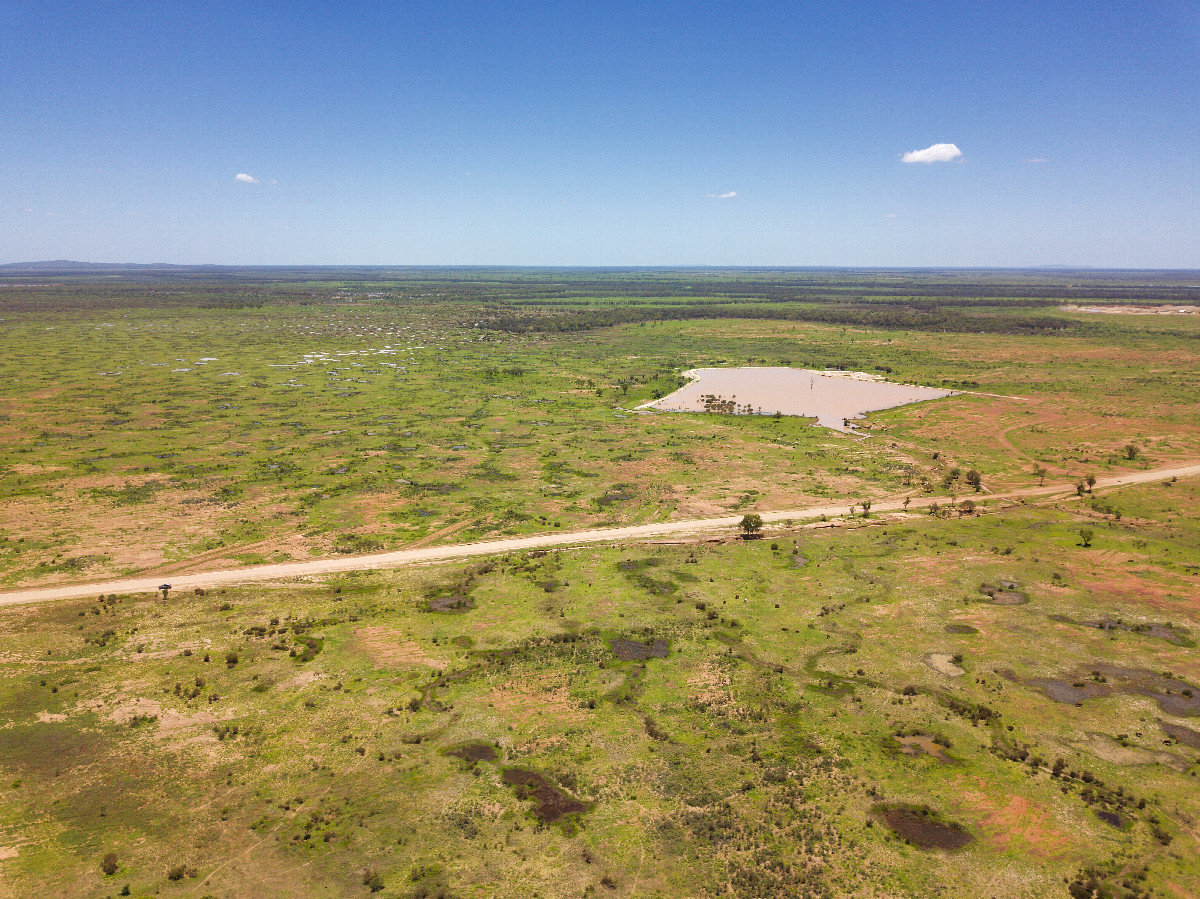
[477,302,1080,337]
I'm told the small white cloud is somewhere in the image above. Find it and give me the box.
[1022,157,1048,164]
[235,173,260,183]
[901,143,962,164]
[884,213,898,218]
[705,191,737,199]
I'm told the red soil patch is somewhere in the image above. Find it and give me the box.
[355,627,448,669]
[956,779,1071,857]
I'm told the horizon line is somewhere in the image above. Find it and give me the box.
[4,260,1200,275]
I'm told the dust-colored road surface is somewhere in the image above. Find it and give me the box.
[3,462,1198,608]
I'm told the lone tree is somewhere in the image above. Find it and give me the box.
[1078,527,1095,547]
[965,469,982,492]
[101,852,119,876]
[1123,443,1139,460]
[1085,474,1096,492]
[1033,464,1048,486]
[959,499,976,515]
[860,499,872,517]
[739,513,763,538]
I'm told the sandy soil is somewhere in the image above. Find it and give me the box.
[1061,305,1200,315]
[642,367,954,432]
[926,653,965,676]
[2,461,1199,607]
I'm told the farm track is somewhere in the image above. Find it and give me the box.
[3,461,1199,608]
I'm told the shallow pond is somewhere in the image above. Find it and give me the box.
[643,367,953,432]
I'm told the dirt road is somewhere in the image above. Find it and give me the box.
[3,462,1197,608]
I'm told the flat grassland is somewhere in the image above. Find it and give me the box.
[1,268,1198,898]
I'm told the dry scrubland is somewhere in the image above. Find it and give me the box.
[1,268,1199,897]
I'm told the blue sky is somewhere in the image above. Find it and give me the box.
[2,1,1197,267]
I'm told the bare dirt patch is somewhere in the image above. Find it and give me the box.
[276,670,323,690]
[873,804,972,850]
[484,674,585,726]
[1072,618,1193,646]
[156,708,219,740]
[1076,734,1186,770]
[356,627,448,669]
[501,767,588,824]
[1074,570,1200,616]
[1160,720,1200,749]
[966,793,1072,857]
[109,697,162,725]
[1024,676,1110,705]
[427,593,474,612]
[926,653,965,677]
[894,734,954,763]
[1019,665,1200,716]
[445,742,499,764]
[979,582,1027,605]
[611,637,669,661]
[1062,304,1200,315]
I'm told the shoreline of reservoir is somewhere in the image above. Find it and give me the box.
[640,367,955,432]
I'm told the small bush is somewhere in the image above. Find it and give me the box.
[225,651,239,668]
[100,852,118,875]
[363,869,385,892]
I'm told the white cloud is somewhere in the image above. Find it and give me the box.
[1022,157,1048,164]
[901,143,962,164]
[235,173,260,183]
[705,191,737,199]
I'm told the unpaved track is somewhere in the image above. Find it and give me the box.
[3,462,1198,608]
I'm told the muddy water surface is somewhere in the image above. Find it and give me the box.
[644,367,954,432]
